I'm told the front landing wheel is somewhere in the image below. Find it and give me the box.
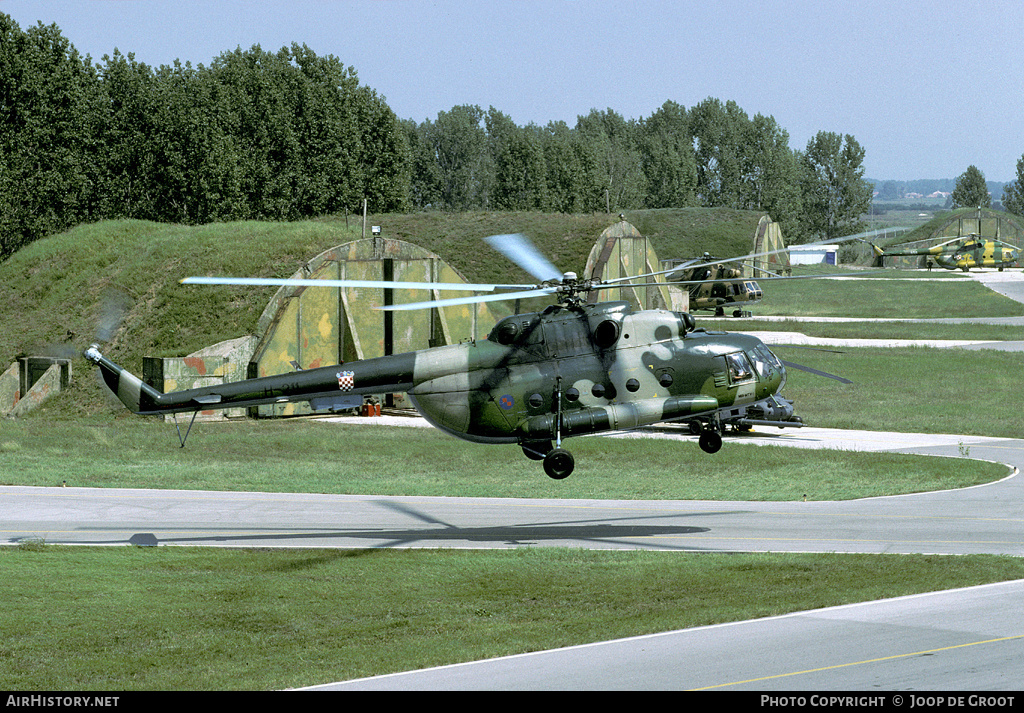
[543,448,575,479]
[699,429,723,454]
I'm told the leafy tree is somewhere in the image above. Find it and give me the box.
[0,12,895,258]
[951,165,992,209]
[798,132,872,242]
[286,44,361,216]
[875,180,902,201]
[0,15,103,257]
[288,43,409,215]
[739,113,802,236]
[207,46,305,220]
[146,58,245,224]
[403,118,442,209]
[638,100,697,209]
[574,108,646,212]
[539,120,591,213]
[688,98,747,207]
[422,105,492,210]
[1001,155,1024,216]
[350,84,410,214]
[94,51,163,219]
[486,108,546,211]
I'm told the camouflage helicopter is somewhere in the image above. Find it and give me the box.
[663,252,764,317]
[84,234,837,480]
[658,227,905,317]
[867,234,1020,271]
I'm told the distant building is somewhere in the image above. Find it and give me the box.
[790,244,839,266]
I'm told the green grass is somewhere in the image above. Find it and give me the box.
[3,546,1023,690]
[703,317,1022,342]
[0,417,1009,500]
[0,220,365,368]
[751,268,1024,319]
[775,346,1022,437]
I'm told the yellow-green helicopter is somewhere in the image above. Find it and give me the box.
[868,234,1020,271]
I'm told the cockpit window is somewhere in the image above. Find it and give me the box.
[748,345,785,389]
[726,352,754,382]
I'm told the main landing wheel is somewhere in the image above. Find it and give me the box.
[698,429,723,454]
[543,448,575,479]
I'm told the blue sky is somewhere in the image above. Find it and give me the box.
[3,0,1023,182]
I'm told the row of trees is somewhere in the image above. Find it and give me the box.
[402,99,873,244]
[1,15,408,258]
[2,13,874,260]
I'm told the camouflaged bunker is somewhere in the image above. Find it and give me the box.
[584,220,676,311]
[144,236,493,418]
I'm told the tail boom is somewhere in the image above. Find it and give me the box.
[84,344,415,415]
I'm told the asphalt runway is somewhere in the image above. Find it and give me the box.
[5,269,1023,690]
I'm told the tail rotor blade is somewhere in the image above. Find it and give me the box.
[96,287,133,344]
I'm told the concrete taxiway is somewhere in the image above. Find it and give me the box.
[6,425,1020,555]
[305,580,1024,691]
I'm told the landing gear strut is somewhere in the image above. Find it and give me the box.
[537,374,575,479]
[521,440,553,461]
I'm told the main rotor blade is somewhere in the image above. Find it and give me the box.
[661,269,885,287]
[484,233,563,283]
[661,227,914,276]
[181,276,534,292]
[779,360,853,384]
[378,287,559,311]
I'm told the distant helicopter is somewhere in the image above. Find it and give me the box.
[84,234,845,480]
[868,234,1020,271]
[664,253,764,317]
[660,227,904,318]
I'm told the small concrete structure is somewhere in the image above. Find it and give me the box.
[143,336,257,421]
[0,362,19,415]
[1,357,72,417]
[789,244,839,265]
